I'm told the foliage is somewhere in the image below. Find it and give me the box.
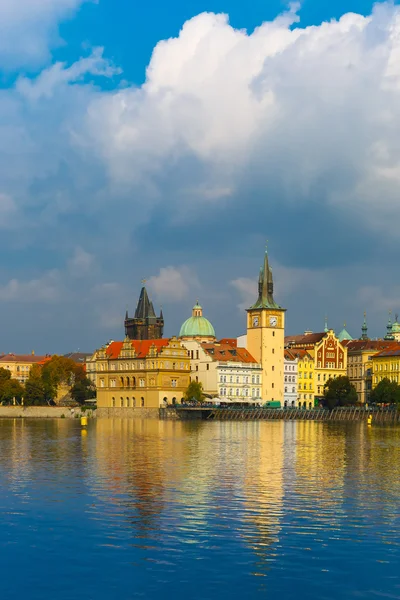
[323,376,358,410]
[0,367,11,384]
[370,378,400,405]
[184,381,205,403]
[24,357,95,406]
[24,365,46,406]
[0,377,24,405]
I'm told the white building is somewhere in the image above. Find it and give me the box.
[284,349,298,407]
[181,339,262,402]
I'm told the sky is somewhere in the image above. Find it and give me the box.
[1,0,400,354]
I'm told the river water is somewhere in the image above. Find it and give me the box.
[0,418,399,600]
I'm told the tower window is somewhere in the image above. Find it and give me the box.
[273,332,275,337]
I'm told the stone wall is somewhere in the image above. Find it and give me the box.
[0,406,96,419]
[96,407,159,419]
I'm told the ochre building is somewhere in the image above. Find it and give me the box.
[87,337,191,412]
[0,352,50,384]
[285,329,347,405]
[246,248,286,402]
[371,344,400,390]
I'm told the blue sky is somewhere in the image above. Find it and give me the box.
[1,0,400,353]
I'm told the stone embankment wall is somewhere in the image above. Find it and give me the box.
[0,406,96,419]
[97,407,159,419]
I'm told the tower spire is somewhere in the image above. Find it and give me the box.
[384,310,394,341]
[361,311,368,340]
[249,244,282,310]
[324,315,328,333]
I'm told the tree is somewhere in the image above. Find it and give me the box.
[323,376,358,410]
[70,367,96,405]
[41,356,77,400]
[0,379,24,405]
[0,367,11,385]
[184,381,205,403]
[24,364,46,406]
[370,378,400,405]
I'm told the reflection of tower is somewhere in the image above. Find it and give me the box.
[124,286,164,340]
[247,247,286,401]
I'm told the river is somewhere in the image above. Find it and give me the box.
[0,418,399,599]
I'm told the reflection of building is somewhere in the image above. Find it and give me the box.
[284,349,298,407]
[179,302,216,342]
[124,285,164,340]
[182,338,262,400]
[0,352,50,384]
[286,329,347,405]
[246,248,286,402]
[88,337,190,412]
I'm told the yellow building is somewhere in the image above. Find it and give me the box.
[293,349,314,408]
[0,352,50,384]
[346,340,399,404]
[87,337,191,415]
[286,329,347,406]
[371,344,400,389]
[246,248,285,402]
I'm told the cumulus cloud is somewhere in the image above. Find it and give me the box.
[68,247,95,276]
[0,0,88,69]
[84,3,400,236]
[147,266,200,301]
[0,270,61,302]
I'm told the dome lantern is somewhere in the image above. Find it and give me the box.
[179,301,216,341]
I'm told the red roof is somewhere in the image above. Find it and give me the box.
[0,353,50,364]
[346,340,400,353]
[372,344,400,358]
[202,342,258,364]
[285,332,327,346]
[106,339,170,359]
[218,338,237,348]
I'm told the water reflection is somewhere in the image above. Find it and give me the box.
[1,418,400,599]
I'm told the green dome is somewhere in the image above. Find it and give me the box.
[179,302,216,339]
[392,321,400,334]
[338,325,353,342]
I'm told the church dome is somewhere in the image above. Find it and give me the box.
[179,302,216,339]
[392,316,400,334]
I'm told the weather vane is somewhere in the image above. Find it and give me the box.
[141,278,147,285]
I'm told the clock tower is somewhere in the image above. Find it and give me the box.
[246,248,286,403]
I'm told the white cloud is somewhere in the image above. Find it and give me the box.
[83,3,400,235]
[16,48,120,101]
[68,247,95,276]
[0,0,88,69]
[0,270,61,302]
[147,266,199,301]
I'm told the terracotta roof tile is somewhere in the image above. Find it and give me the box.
[372,344,400,358]
[0,354,50,363]
[202,343,258,364]
[106,339,170,360]
[346,340,400,353]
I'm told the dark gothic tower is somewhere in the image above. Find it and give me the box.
[124,286,164,340]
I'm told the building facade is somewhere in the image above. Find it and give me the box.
[182,339,262,402]
[87,337,191,410]
[346,340,399,404]
[284,350,298,407]
[246,248,285,402]
[124,286,164,340]
[371,345,400,390]
[286,329,347,405]
[0,352,50,385]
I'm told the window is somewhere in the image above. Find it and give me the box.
[206,364,209,371]
[285,387,288,393]
[139,378,145,387]
[112,397,115,407]
[172,379,177,387]
[100,379,105,388]
[272,366,275,372]
[292,387,295,393]
[272,383,274,388]
[236,376,240,383]
[273,331,275,337]
[236,389,239,396]
[141,397,145,407]
[196,365,199,371]
[120,397,123,407]
[126,397,130,407]
[272,349,275,354]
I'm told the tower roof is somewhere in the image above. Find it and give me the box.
[248,247,284,311]
[134,287,156,319]
[338,324,353,342]
[179,301,216,339]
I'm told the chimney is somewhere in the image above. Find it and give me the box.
[304,330,313,336]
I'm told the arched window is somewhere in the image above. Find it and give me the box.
[112,397,115,407]
[132,397,136,407]
[126,397,130,407]
[141,397,145,407]
[120,397,124,407]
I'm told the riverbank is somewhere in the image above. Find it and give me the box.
[0,406,96,419]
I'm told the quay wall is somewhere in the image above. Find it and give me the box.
[0,406,96,419]
[97,407,159,419]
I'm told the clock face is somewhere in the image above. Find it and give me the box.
[252,317,259,327]
[269,316,278,327]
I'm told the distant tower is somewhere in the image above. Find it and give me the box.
[384,311,394,341]
[124,285,164,340]
[246,245,286,402]
[324,316,329,333]
[361,312,368,340]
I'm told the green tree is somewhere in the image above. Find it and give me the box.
[70,367,96,405]
[370,378,400,405]
[184,381,205,403]
[0,367,11,385]
[0,378,24,405]
[323,376,358,410]
[24,364,46,406]
[41,356,77,401]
